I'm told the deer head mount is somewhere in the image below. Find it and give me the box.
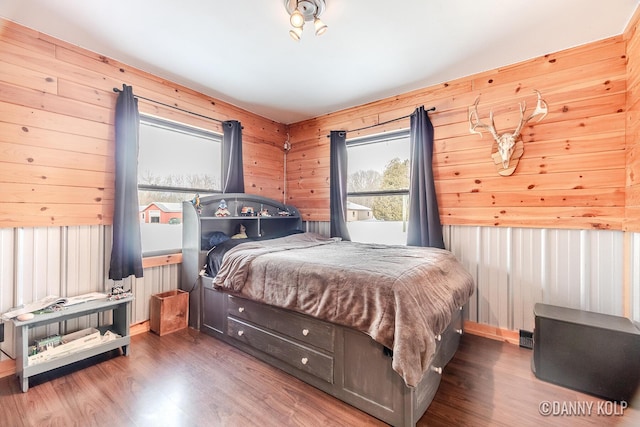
[469,90,548,176]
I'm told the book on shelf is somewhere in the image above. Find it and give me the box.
[1,292,108,320]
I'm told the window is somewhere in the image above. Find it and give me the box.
[346,130,410,245]
[138,115,222,255]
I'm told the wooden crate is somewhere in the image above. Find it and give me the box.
[150,290,189,336]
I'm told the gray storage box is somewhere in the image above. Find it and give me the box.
[533,303,640,402]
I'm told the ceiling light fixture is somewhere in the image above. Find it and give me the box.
[284,0,327,41]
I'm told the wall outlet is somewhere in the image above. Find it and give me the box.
[519,329,534,349]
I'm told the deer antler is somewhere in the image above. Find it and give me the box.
[469,90,548,175]
[512,90,548,141]
[468,96,500,141]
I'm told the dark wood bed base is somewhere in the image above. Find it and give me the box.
[182,194,464,427]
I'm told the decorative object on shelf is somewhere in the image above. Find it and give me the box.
[215,199,231,217]
[231,224,248,239]
[468,90,548,176]
[284,0,327,41]
[278,209,291,216]
[108,285,133,301]
[191,193,201,214]
[240,206,254,216]
[259,209,271,217]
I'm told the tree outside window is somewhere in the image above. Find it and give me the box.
[346,130,410,245]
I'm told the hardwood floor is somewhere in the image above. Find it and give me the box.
[0,329,638,426]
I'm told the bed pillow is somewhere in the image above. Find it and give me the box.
[201,231,230,250]
[209,231,231,246]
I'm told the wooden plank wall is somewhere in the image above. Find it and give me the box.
[0,18,288,229]
[626,7,640,232]
[2,16,636,232]
[624,7,640,320]
[287,36,631,231]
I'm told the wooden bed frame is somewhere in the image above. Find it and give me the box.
[181,194,464,427]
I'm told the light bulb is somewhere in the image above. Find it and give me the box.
[289,27,303,41]
[314,17,327,36]
[290,9,304,28]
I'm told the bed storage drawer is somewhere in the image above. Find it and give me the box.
[432,307,463,369]
[227,295,335,352]
[202,285,225,336]
[227,317,334,383]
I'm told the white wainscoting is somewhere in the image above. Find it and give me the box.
[443,226,638,331]
[1,223,637,359]
[304,220,331,236]
[0,225,180,358]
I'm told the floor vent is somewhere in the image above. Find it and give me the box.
[519,329,534,349]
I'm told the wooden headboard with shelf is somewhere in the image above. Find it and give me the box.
[181,193,302,327]
[194,194,301,240]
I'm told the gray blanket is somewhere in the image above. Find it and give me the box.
[213,232,475,387]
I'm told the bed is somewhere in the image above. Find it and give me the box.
[181,194,475,427]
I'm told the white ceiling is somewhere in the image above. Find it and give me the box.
[1,0,638,124]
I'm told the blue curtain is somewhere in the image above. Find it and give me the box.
[407,106,444,248]
[109,85,143,281]
[329,131,351,240]
[222,120,244,193]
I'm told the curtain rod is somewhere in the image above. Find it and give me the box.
[113,87,225,124]
[325,106,435,137]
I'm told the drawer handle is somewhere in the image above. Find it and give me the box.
[435,334,442,342]
[302,328,309,336]
[237,330,244,337]
[455,328,463,335]
[431,366,442,375]
[238,307,245,313]
[301,357,308,365]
